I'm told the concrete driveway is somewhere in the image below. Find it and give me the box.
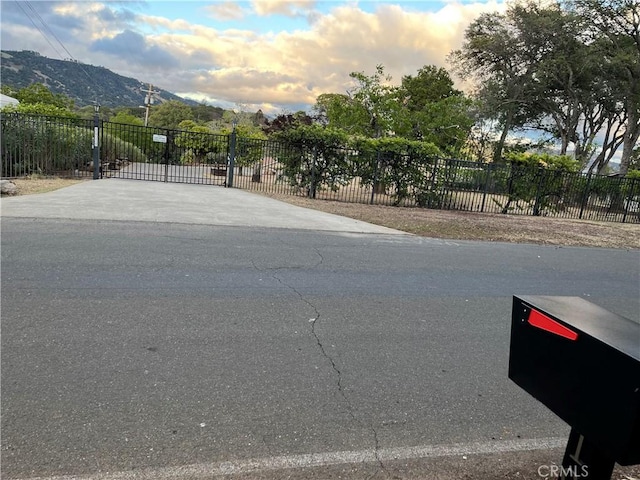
[0,179,405,235]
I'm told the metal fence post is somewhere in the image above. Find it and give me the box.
[579,173,592,220]
[310,146,318,199]
[163,130,170,183]
[532,168,545,216]
[227,128,236,188]
[92,105,100,180]
[622,177,637,224]
[480,162,491,213]
[370,150,380,205]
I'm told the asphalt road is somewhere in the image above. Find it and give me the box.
[2,217,639,479]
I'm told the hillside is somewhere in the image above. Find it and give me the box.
[0,50,197,108]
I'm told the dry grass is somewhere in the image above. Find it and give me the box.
[6,176,87,196]
[257,191,640,250]
[3,177,638,249]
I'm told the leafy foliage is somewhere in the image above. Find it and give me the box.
[100,131,147,165]
[148,100,194,130]
[1,82,78,118]
[350,137,443,205]
[1,113,90,176]
[1,102,78,118]
[272,125,352,196]
[450,0,639,172]
[13,83,75,109]
[272,125,445,204]
[109,111,144,126]
[504,152,580,172]
[495,153,581,214]
[262,111,313,135]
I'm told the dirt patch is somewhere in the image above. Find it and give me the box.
[4,176,88,196]
[256,192,640,250]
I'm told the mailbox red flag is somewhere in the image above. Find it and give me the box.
[527,309,579,341]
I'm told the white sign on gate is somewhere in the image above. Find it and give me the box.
[153,134,167,143]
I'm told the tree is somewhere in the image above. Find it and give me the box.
[397,66,473,153]
[314,66,403,137]
[512,3,595,159]
[450,10,538,162]
[511,1,630,171]
[400,65,461,107]
[314,93,368,133]
[263,111,313,135]
[450,0,639,172]
[110,111,144,126]
[174,120,220,164]
[1,85,18,98]
[148,100,194,130]
[629,146,640,171]
[14,83,74,110]
[569,0,640,174]
[1,102,78,118]
[190,102,224,124]
[347,65,403,138]
[1,83,76,117]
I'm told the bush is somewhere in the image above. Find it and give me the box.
[494,153,581,215]
[100,131,147,165]
[1,103,78,118]
[504,152,580,172]
[273,125,354,196]
[1,113,90,176]
[350,137,442,205]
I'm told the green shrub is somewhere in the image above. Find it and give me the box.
[350,136,442,205]
[504,152,580,172]
[1,113,89,176]
[273,125,354,196]
[100,131,147,164]
[494,153,581,215]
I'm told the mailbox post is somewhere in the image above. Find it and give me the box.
[508,296,639,479]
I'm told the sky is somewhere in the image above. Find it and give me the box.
[0,0,508,115]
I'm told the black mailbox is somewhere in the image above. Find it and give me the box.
[509,296,640,476]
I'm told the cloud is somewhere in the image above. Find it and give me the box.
[251,0,317,17]
[90,29,179,69]
[137,1,507,109]
[205,2,247,21]
[1,0,507,113]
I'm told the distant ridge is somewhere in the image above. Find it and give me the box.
[0,50,198,108]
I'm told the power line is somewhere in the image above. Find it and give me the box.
[16,0,99,105]
[15,1,65,59]
[23,1,94,81]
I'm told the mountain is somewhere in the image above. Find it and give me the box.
[0,50,197,108]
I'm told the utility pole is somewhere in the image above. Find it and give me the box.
[141,83,159,127]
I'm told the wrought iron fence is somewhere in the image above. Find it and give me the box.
[1,113,94,177]
[99,122,229,185]
[2,113,638,223]
[235,144,640,224]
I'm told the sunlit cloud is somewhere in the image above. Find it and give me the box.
[0,0,508,114]
[205,2,247,21]
[251,0,317,17]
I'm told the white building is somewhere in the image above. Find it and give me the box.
[0,93,19,108]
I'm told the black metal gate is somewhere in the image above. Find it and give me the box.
[100,122,230,185]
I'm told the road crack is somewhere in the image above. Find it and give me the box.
[250,256,390,478]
